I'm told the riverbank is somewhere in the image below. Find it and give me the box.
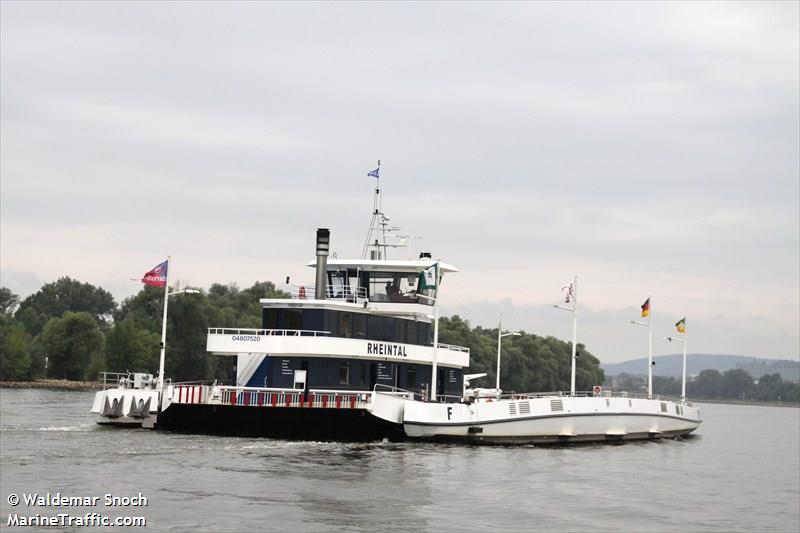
[0,379,99,391]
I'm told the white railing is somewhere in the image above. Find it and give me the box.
[289,284,368,303]
[98,372,131,390]
[207,327,330,337]
[436,342,470,354]
[495,390,672,401]
[373,384,421,401]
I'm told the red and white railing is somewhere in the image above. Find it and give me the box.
[170,384,371,410]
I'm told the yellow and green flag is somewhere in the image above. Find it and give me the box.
[675,317,686,334]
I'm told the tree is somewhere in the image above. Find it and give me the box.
[0,323,32,380]
[39,312,104,380]
[165,293,210,381]
[691,369,723,398]
[721,368,755,400]
[15,277,115,335]
[104,319,161,374]
[0,287,20,321]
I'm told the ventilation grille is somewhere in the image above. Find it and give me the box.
[550,399,564,412]
[509,403,517,416]
[519,401,531,415]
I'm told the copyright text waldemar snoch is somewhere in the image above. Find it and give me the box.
[6,492,148,528]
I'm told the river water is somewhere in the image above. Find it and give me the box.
[0,389,798,532]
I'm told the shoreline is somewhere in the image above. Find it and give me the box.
[0,380,99,391]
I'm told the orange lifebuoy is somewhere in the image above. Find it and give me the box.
[593,385,602,396]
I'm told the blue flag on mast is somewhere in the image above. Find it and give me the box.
[367,166,380,178]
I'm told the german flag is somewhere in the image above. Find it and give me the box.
[675,317,686,333]
[640,298,650,318]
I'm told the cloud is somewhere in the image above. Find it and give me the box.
[1,2,797,362]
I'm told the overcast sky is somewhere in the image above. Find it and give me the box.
[1,1,798,363]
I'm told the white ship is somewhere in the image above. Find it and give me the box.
[91,169,701,443]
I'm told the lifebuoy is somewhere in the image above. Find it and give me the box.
[592,385,602,396]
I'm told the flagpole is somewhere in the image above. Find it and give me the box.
[430,300,439,402]
[570,276,577,396]
[554,275,578,397]
[681,331,687,402]
[496,315,502,392]
[630,296,653,398]
[157,256,171,391]
[665,318,687,403]
[648,296,653,398]
[419,263,440,402]
[495,315,521,396]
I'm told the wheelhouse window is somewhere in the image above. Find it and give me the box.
[365,271,421,303]
[339,364,350,385]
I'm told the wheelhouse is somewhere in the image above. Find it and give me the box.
[206,257,468,401]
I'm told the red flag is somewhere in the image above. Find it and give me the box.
[142,260,168,287]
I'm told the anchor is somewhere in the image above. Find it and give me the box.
[101,396,124,418]
[127,397,152,419]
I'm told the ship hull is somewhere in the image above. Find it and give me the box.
[403,412,700,445]
[370,392,702,445]
[156,403,406,441]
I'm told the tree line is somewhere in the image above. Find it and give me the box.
[0,278,287,382]
[0,278,607,392]
[610,369,799,403]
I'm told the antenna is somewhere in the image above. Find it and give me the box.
[361,161,420,259]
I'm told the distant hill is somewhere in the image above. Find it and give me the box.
[602,354,800,383]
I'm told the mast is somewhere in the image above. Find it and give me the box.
[666,317,688,403]
[157,256,171,391]
[554,275,578,396]
[570,278,578,396]
[630,295,653,398]
[648,302,653,398]
[496,317,503,392]
[681,333,687,402]
[362,160,384,259]
[430,301,440,401]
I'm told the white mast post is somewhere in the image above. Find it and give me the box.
[681,330,688,402]
[496,315,503,392]
[630,295,653,398]
[570,276,578,397]
[430,299,439,402]
[554,275,578,396]
[665,320,688,403]
[421,263,441,402]
[157,255,171,391]
[495,315,521,397]
[648,297,653,398]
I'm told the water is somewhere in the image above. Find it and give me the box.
[1,389,798,532]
